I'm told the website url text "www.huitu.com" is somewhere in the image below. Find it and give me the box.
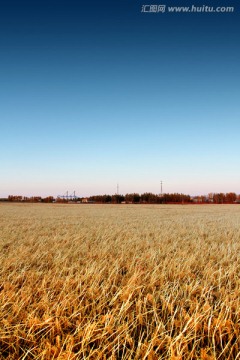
[141,5,235,13]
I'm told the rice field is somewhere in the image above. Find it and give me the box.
[0,203,240,359]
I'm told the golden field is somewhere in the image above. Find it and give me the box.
[0,203,240,359]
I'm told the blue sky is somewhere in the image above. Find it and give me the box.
[0,0,239,197]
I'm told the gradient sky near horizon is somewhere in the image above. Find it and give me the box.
[0,0,239,197]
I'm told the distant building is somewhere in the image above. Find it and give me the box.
[191,196,202,203]
[82,198,95,203]
[191,196,208,203]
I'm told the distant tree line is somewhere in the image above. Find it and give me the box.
[89,193,192,203]
[7,195,54,203]
[6,192,240,204]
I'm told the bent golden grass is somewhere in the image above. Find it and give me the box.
[0,203,240,359]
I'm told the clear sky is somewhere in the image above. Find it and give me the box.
[0,0,239,197]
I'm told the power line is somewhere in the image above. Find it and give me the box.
[57,190,78,200]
